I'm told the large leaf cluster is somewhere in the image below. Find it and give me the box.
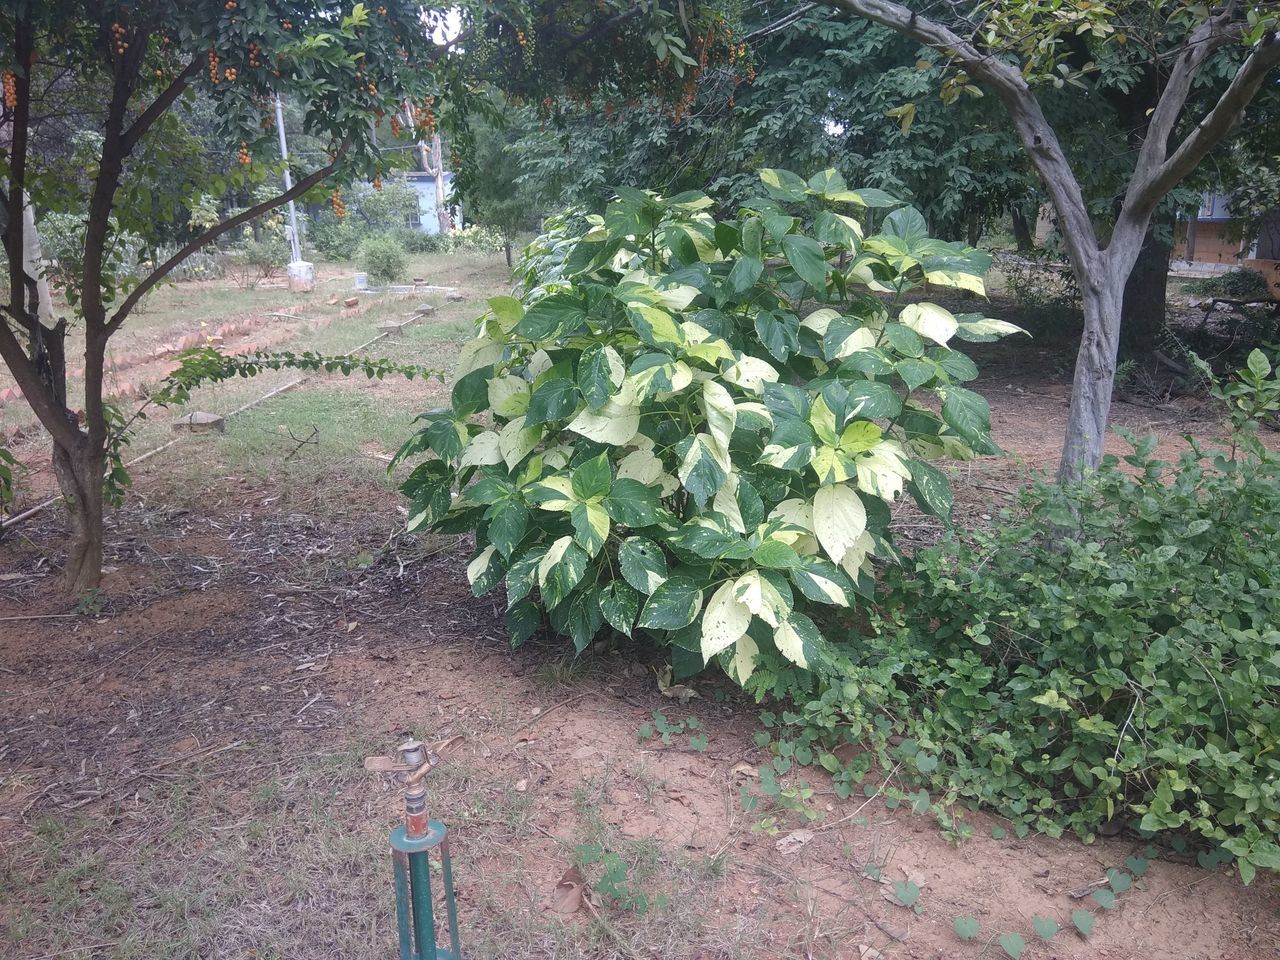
[841,410,1280,881]
[397,168,1022,686]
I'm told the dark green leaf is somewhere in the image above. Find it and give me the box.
[542,541,589,609]
[505,599,541,648]
[452,365,494,416]
[603,478,662,528]
[896,358,936,391]
[515,293,587,341]
[729,256,764,294]
[599,580,641,637]
[572,453,612,501]
[486,500,529,558]
[882,206,929,247]
[752,538,800,569]
[907,460,953,523]
[940,385,992,446]
[638,576,704,630]
[527,377,580,426]
[781,234,828,290]
[846,381,903,420]
[755,310,800,363]
[619,537,669,594]
[578,343,621,410]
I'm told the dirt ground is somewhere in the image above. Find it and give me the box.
[2,262,1278,960]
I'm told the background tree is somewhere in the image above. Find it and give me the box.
[463,108,544,268]
[0,0,455,592]
[810,0,1280,479]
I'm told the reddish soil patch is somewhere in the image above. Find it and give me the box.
[2,476,1276,959]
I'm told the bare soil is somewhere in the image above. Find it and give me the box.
[1,272,1278,959]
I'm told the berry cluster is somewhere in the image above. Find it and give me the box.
[238,141,250,165]
[224,0,237,10]
[208,49,221,84]
[2,71,15,109]
[111,22,129,57]
[224,66,238,82]
[389,115,402,136]
[280,18,294,30]
[411,96,436,134]
[330,189,347,218]
[247,41,261,68]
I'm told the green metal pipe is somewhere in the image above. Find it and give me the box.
[408,848,437,960]
[393,851,417,960]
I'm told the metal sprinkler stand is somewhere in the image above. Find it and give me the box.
[390,739,463,960]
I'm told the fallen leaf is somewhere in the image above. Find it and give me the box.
[900,865,929,889]
[514,778,528,792]
[551,865,587,915]
[774,828,815,854]
[570,744,596,761]
[858,946,884,960]
[730,761,758,779]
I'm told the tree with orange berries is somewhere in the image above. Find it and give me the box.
[0,1,464,593]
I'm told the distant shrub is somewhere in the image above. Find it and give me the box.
[156,245,225,282]
[997,253,1080,317]
[359,235,409,286]
[1184,268,1272,300]
[225,238,289,290]
[309,214,368,262]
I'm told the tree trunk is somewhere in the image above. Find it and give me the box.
[431,132,450,234]
[1057,272,1123,484]
[504,240,514,270]
[1120,219,1172,353]
[52,440,106,594]
[20,198,53,323]
[1010,205,1035,253]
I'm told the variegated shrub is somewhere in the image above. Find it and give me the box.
[396,168,1024,691]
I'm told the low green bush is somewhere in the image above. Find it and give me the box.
[309,213,369,261]
[359,235,409,286]
[1184,268,1272,300]
[792,349,1280,883]
[225,238,289,289]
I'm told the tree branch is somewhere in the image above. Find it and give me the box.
[4,13,34,318]
[121,57,202,154]
[818,0,1104,276]
[1120,30,1280,235]
[106,140,353,332]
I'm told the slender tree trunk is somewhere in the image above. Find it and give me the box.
[1120,220,1172,353]
[504,239,514,270]
[52,440,106,594]
[1058,271,1123,483]
[20,199,53,323]
[1010,205,1035,253]
[431,132,450,234]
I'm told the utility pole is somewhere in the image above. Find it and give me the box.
[274,94,303,264]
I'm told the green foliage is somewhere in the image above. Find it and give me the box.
[398,168,1019,690]
[636,711,707,750]
[575,841,667,914]
[308,214,368,261]
[225,238,290,290]
[800,352,1280,882]
[359,235,409,286]
[1183,268,1273,300]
